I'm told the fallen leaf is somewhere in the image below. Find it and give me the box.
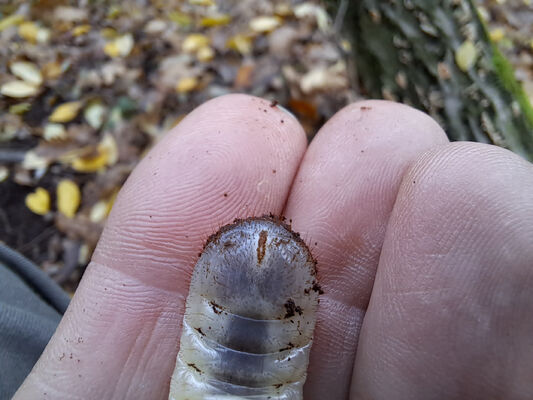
[84,102,107,129]
[104,33,134,58]
[73,24,91,36]
[197,46,215,62]
[288,98,318,120]
[189,0,215,5]
[10,61,43,86]
[0,14,24,32]
[200,14,231,27]
[176,76,199,93]
[42,60,68,80]
[168,12,192,27]
[182,33,210,53]
[1,80,40,98]
[23,151,49,170]
[54,6,88,22]
[57,179,81,218]
[9,102,31,115]
[44,123,67,141]
[70,134,118,172]
[227,33,253,55]
[455,40,478,71]
[234,63,255,89]
[249,16,281,33]
[18,21,50,43]
[26,187,50,215]
[49,101,83,123]
[294,3,330,31]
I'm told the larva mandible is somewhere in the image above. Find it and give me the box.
[169,217,321,400]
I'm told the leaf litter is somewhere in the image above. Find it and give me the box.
[0,0,530,292]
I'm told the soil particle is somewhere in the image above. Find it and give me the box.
[284,298,302,318]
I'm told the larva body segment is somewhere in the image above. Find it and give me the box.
[169,217,320,400]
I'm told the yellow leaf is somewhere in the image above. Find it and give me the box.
[73,24,91,36]
[455,40,478,72]
[10,61,43,86]
[182,33,210,53]
[249,16,281,33]
[70,134,117,172]
[100,27,118,39]
[226,34,253,55]
[197,46,215,62]
[176,76,198,93]
[0,14,24,32]
[43,123,67,141]
[26,187,50,215]
[168,12,192,27]
[18,21,39,42]
[9,102,31,115]
[489,28,504,42]
[200,14,231,27]
[1,80,40,98]
[57,179,81,218]
[49,101,83,123]
[104,33,134,58]
[189,0,215,5]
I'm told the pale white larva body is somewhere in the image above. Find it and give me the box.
[169,217,320,400]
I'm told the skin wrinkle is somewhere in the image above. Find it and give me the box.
[352,143,533,400]
[284,100,448,400]
[15,94,307,400]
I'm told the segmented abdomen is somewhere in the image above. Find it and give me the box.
[169,217,320,400]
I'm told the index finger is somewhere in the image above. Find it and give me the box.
[15,94,307,399]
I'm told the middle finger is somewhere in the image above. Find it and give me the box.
[284,100,448,399]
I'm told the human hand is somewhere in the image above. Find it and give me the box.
[15,95,533,399]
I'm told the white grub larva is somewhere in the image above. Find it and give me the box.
[169,217,321,400]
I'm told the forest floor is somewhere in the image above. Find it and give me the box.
[0,0,531,292]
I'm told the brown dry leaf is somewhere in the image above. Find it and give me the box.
[57,179,81,218]
[42,60,67,80]
[1,81,40,98]
[234,63,255,89]
[26,187,51,215]
[288,98,318,120]
[49,101,83,123]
